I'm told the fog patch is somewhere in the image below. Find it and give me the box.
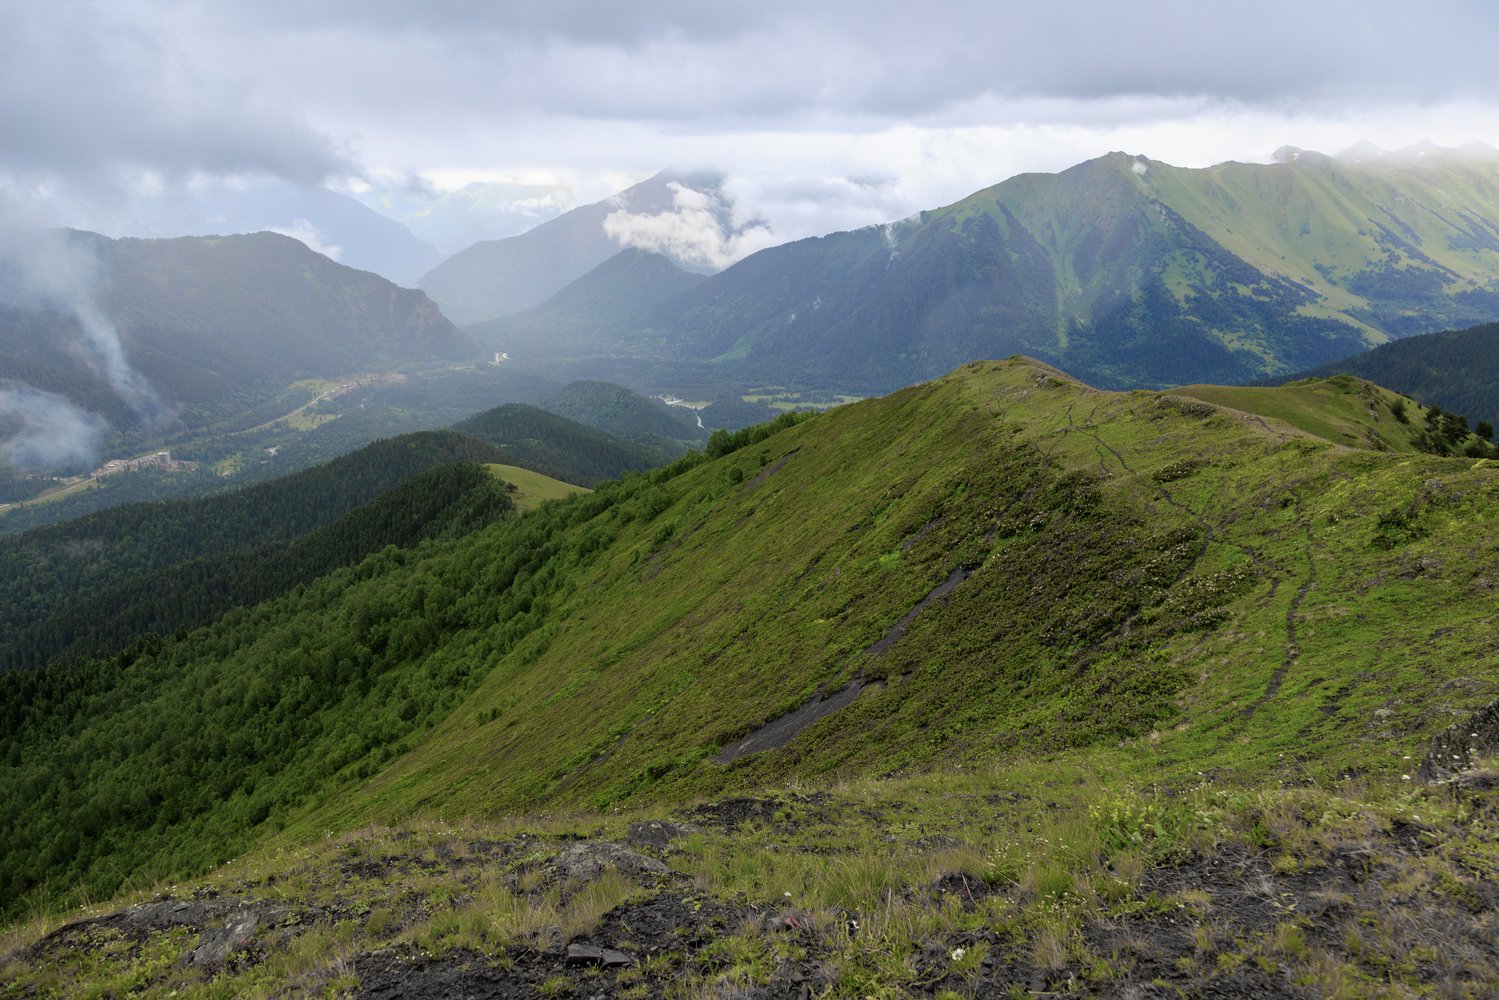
[0,229,164,425]
[0,382,107,470]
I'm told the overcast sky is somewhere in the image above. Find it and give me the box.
[6,0,1499,247]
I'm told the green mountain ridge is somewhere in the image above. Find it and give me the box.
[4,359,1498,995]
[452,403,686,484]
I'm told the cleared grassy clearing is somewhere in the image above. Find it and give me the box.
[486,463,591,511]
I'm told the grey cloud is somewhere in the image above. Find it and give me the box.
[7,0,1497,252]
[208,0,1499,137]
[231,0,777,46]
[0,2,351,192]
[603,180,775,269]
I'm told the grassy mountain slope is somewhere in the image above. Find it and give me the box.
[545,147,1499,393]
[315,360,1499,829]
[6,358,1498,908]
[485,463,590,511]
[1171,373,1498,455]
[7,359,1499,996]
[1290,319,1499,430]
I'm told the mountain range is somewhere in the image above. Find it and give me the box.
[465,144,1499,394]
[8,144,1499,995]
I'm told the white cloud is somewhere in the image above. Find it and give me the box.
[268,218,344,261]
[603,181,776,270]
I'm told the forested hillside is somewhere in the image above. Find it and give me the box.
[0,431,508,671]
[541,379,706,443]
[0,461,512,672]
[0,469,665,913]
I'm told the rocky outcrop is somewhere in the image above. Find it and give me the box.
[1419,697,1499,783]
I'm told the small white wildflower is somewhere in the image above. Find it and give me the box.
[783,891,792,898]
[1401,774,1411,781]
[951,947,966,961]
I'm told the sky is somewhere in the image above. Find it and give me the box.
[5,0,1499,254]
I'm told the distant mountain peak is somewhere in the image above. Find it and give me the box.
[1271,145,1332,165]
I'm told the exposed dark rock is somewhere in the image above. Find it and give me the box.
[625,819,699,849]
[1420,696,1499,783]
[685,793,829,830]
[564,942,634,967]
[714,681,876,763]
[189,909,263,968]
[552,840,670,882]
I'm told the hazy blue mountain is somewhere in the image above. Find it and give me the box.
[466,248,707,358]
[0,230,478,471]
[352,178,574,256]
